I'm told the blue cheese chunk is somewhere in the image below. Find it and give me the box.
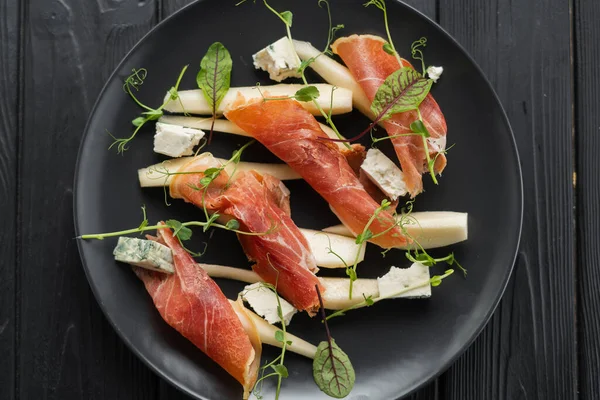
[360,148,407,200]
[377,263,431,299]
[241,282,297,326]
[153,122,205,158]
[426,65,444,82]
[253,37,302,82]
[113,237,174,274]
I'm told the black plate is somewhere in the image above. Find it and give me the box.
[74,1,523,399]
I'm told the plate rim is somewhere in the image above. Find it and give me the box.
[73,0,524,398]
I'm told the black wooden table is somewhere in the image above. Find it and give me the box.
[1,0,596,399]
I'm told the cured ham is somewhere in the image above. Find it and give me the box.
[169,155,324,313]
[224,97,409,249]
[134,224,260,399]
[332,34,447,197]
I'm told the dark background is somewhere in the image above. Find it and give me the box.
[1,0,596,399]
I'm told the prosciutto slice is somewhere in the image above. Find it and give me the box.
[169,155,323,313]
[332,34,448,197]
[134,224,260,399]
[224,97,409,249]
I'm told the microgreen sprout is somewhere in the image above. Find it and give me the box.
[240,0,351,149]
[313,285,355,397]
[252,268,290,400]
[109,66,188,154]
[326,268,456,320]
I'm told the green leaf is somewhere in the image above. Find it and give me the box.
[199,176,213,187]
[142,109,163,121]
[280,10,293,26]
[370,67,433,121]
[275,330,285,343]
[196,42,233,114]
[355,229,373,244]
[203,167,222,180]
[382,42,395,55]
[294,85,320,102]
[345,268,357,281]
[430,276,442,287]
[168,86,179,100]
[363,294,374,306]
[410,119,430,138]
[132,116,146,127]
[313,340,355,398]
[137,205,148,231]
[271,364,289,378]
[165,219,193,241]
[225,219,240,230]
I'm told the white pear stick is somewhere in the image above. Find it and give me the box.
[199,263,429,311]
[138,154,301,187]
[293,40,375,120]
[200,264,261,284]
[323,211,468,250]
[230,299,318,359]
[198,230,363,270]
[138,158,361,268]
[298,228,364,269]
[158,115,346,150]
[163,84,353,116]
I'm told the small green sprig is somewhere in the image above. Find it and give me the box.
[78,218,267,241]
[326,269,455,320]
[313,285,355,398]
[325,199,410,300]
[251,278,290,400]
[109,66,188,154]
[410,37,428,76]
[364,0,402,66]
[197,42,232,144]
[241,0,351,149]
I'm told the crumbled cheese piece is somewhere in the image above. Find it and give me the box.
[360,148,407,200]
[241,282,297,326]
[377,263,431,299]
[153,122,205,158]
[426,66,444,83]
[113,237,174,274]
[252,37,302,82]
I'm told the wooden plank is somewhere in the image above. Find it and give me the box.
[438,0,576,399]
[575,0,600,398]
[18,1,159,399]
[0,0,20,398]
[402,0,436,22]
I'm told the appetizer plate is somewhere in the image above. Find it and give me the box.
[74,0,522,399]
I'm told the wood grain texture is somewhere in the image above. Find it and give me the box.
[401,0,436,22]
[18,1,159,399]
[0,0,19,398]
[575,0,600,398]
[438,0,576,399]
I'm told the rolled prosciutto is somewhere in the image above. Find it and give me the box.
[134,224,261,398]
[332,34,448,197]
[224,97,409,249]
[169,154,324,313]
